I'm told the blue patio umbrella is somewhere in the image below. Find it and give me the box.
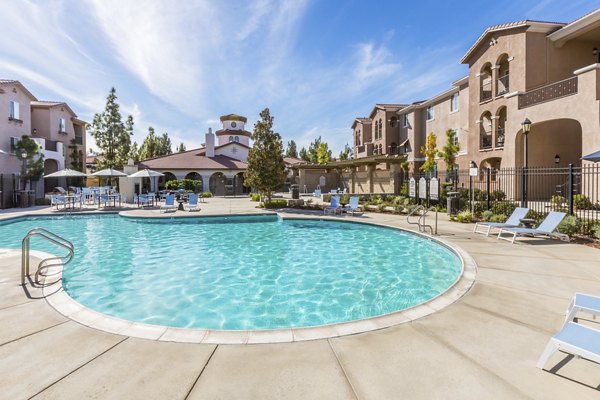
[582,150,600,162]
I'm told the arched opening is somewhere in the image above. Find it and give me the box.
[495,106,507,148]
[479,111,493,150]
[44,159,60,193]
[234,172,248,195]
[480,157,502,181]
[496,54,510,96]
[480,63,493,102]
[158,172,177,190]
[184,172,203,192]
[209,172,226,196]
[389,142,398,154]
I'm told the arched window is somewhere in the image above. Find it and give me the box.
[378,119,383,138]
[229,136,234,142]
[234,136,239,142]
[480,63,493,102]
[379,143,383,154]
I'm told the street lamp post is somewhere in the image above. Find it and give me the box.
[20,151,27,190]
[521,118,531,207]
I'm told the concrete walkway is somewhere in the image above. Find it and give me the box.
[1,197,599,399]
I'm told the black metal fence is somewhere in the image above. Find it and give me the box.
[408,164,600,234]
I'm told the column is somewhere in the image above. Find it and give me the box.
[367,164,375,194]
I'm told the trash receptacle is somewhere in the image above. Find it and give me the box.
[291,184,299,199]
[447,191,459,216]
[28,190,35,207]
[19,190,28,208]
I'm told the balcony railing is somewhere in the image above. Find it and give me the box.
[75,135,83,145]
[480,81,492,102]
[495,127,505,148]
[496,74,509,96]
[518,76,578,109]
[480,132,493,150]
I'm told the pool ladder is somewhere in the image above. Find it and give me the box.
[407,205,438,235]
[21,228,74,286]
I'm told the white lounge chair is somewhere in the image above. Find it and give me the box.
[497,211,568,243]
[50,195,66,210]
[564,293,600,328]
[347,196,362,216]
[537,322,600,369]
[184,194,201,212]
[473,207,529,236]
[324,196,341,215]
[313,188,321,197]
[160,194,177,213]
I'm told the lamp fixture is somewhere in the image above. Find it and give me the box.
[555,154,560,164]
[521,118,531,134]
[21,151,27,159]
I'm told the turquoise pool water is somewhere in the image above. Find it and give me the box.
[1,214,462,330]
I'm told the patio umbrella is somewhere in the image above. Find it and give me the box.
[128,168,165,192]
[91,168,128,189]
[44,168,88,190]
[582,150,600,162]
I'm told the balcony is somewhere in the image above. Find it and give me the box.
[518,76,578,109]
[45,140,58,152]
[496,74,509,96]
[75,135,83,145]
[480,81,492,102]
[480,132,493,150]
[495,127,505,148]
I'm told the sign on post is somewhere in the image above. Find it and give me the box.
[469,167,478,177]
[418,177,427,199]
[430,177,439,201]
[409,177,416,198]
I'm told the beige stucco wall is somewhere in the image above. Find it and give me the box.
[0,83,33,175]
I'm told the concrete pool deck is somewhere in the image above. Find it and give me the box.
[1,197,600,399]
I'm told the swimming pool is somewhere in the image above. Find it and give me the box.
[1,214,463,330]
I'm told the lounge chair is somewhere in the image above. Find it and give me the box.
[473,207,529,236]
[536,322,600,369]
[497,211,568,243]
[347,196,362,216]
[564,293,600,328]
[184,194,201,212]
[50,195,66,210]
[324,196,341,215]
[160,194,177,213]
[54,186,67,195]
[313,188,321,197]
[134,193,151,208]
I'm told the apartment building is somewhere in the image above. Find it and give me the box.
[352,9,600,175]
[0,79,86,194]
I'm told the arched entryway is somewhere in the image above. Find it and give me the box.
[209,172,226,196]
[158,172,177,190]
[184,172,203,192]
[233,172,248,195]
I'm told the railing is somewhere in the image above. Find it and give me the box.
[75,135,83,145]
[480,81,492,102]
[480,132,493,150]
[406,205,437,234]
[21,228,74,286]
[496,74,510,96]
[495,127,505,148]
[518,76,578,109]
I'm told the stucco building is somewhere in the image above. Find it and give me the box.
[352,9,600,178]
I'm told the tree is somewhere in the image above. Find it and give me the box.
[177,142,186,152]
[14,135,44,189]
[285,140,298,158]
[338,144,353,161]
[244,108,286,202]
[420,132,438,173]
[299,147,310,161]
[158,133,173,155]
[308,136,324,163]
[316,142,332,164]
[138,127,173,160]
[129,141,139,161]
[89,87,133,169]
[68,138,84,171]
[437,129,460,172]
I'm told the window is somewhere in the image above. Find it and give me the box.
[390,116,397,128]
[379,144,383,154]
[378,119,383,138]
[58,117,66,133]
[450,93,459,112]
[9,136,19,154]
[229,136,234,142]
[451,129,459,146]
[9,101,20,120]
[426,106,434,121]
[402,114,409,127]
[234,136,239,142]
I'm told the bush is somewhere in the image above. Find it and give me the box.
[456,210,474,223]
[377,203,386,212]
[165,179,203,192]
[250,193,260,202]
[526,210,545,223]
[557,215,581,236]
[573,194,593,210]
[489,190,506,201]
[593,225,600,241]
[35,198,51,206]
[261,199,288,209]
[489,213,507,223]
[550,195,566,206]
[481,210,494,221]
[491,202,517,216]
[201,192,212,198]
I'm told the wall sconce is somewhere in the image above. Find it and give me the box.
[32,128,37,135]
[555,154,560,164]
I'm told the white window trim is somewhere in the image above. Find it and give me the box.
[426,106,435,121]
[402,114,409,128]
[9,101,20,120]
[450,93,459,113]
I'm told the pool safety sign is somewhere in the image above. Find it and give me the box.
[429,177,439,201]
[418,177,427,199]
[409,177,416,197]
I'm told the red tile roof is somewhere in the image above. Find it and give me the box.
[139,149,247,170]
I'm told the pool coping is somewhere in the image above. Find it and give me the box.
[30,212,477,344]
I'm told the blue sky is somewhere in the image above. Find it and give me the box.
[1,0,598,155]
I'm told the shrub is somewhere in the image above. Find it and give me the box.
[489,190,506,201]
[36,198,51,206]
[580,220,596,236]
[573,194,592,210]
[340,194,350,204]
[489,213,507,223]
[456,210,474,223]
[525,210,545,223]
[250,193,260,202]
[377,203,386,212]
[201,192,212,198]
[593,225,600,241]
[481,210,494,221]
[370,194,381,203]
[261,199,288,209]
[391,196,404,206]
[557,215,581,236]
[550,195,566,206]
[491,202,517,217]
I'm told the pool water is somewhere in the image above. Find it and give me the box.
[0,214,462,330]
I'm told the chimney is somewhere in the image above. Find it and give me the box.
[205,127,215,157]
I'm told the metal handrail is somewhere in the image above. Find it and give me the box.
[406,205,424,226]
[21,228,74,286]
[406,205,438,235]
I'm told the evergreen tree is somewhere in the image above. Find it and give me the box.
[89,87,133,169]
[158,133,173,155]
[299,147,310,161]
[338,144,353,161]
[244,108,286,202]
[420,132,438,173]
[138,127,158,160]
[307,136,324,163]
[437,129,460,172]
[129,141,139,161]
[177,142,186,152]
[285,140,298,158]
[316,142,332,164]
